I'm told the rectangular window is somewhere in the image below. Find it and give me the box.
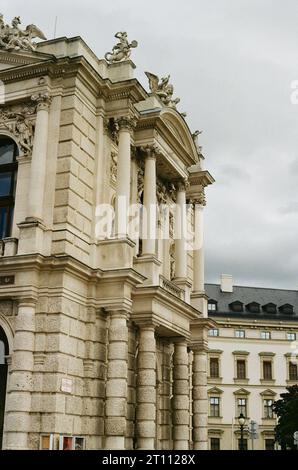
[265,439,275,450]
[0,172,13,197]
[238,439,248,450]
[289,362,298,381]
[287,333,296,341]
[210,437,220,450]
[264,399,274,419]
[209,329,219,337]
[237,398,247,417]
[210,358,220,378]
[236,360,246,379]
[208,303,217,311]
[210,397,220,417]
[261,331,271,340]
[235,330,245,338]
[263,361,273,380]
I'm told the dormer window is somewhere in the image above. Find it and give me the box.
[246,302,260,313]
[208,300,218,312]
[279,304,294,315]
[229,301,244,313]
[262,303,277,314]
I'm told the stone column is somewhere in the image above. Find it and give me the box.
[172,340,190,450]
[115,116,136,237]
[175,182,187,280]
[105,311,129,450]
[27,93,52,222]
[192,348,208,450]
[142,146,157,256]
[136,325,156,449]
[193,192,206,293]
[3,299,36,450]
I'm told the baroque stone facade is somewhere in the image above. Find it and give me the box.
[0,24,214,450]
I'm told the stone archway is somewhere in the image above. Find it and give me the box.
[0,326,9,450]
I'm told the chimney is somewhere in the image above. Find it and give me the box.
[220,274,233,293]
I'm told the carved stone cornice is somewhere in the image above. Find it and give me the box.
[31,92,52,111]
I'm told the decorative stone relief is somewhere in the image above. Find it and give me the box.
[105,32,138,64]
[31,92,52,111]
[0,103,36,156]
[145,71,180,109]
[110,151,118,184]
[0,14,46,52]
[0,300,13,317]
[190,188,206,207]
[137,160,144,203]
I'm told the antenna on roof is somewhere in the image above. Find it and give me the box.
[54,16,58,39]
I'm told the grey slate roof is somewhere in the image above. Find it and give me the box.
[205,283,298,321]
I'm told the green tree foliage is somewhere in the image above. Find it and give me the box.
[273,385,298,450]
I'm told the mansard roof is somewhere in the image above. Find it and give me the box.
[205,283,298,321]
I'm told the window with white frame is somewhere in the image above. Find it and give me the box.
[264,399,274,419]
[208,300,218,312]
[237,398,247,417]
[209,328,219,337]
[287,332,296,341]
[235,330,245,339]
[260,331,271,340]
[209,397,220,417]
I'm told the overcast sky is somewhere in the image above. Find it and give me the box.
[3,0,298,289]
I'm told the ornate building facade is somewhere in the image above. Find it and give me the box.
[206,275,298,450]
[0,16,214,450]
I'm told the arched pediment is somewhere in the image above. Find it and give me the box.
[159,108,199,163]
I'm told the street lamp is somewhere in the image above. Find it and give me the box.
[238,413,246,450]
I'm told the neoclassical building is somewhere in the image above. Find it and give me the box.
[206,275,298,450]
[0,17,215,450]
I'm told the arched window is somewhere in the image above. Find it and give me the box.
[0,136,18,240]
[0,326,9,449]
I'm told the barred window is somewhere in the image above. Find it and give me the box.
[236,360,246,379]
[210,358,220,378]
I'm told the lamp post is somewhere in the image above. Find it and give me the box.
[238,413,246,450]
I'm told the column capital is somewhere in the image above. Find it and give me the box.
[140,144,159,160]
[115,115,137,132]
[135,320,157,331]
[176,179,189,192]
[17,297,37,308]
[31,92,52,111]
[190,341,209,353]
[191,188,206,207]
[106,309,130,321]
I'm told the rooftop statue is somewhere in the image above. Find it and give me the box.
[192,130,203,154]
[145,71,181,109]
[0,14,46,52]
[105,32,138,64]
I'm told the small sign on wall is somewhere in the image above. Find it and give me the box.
[61,377,73,394]
[0,276,15,285]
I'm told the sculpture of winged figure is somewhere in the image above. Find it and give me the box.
[105,32,138,64]
[0,14,46,52]
[145,71,181,109]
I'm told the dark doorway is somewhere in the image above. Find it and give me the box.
[0,327,8,450]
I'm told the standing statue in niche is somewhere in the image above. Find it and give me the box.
[105,32,138,63]
[0,14,46,52]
